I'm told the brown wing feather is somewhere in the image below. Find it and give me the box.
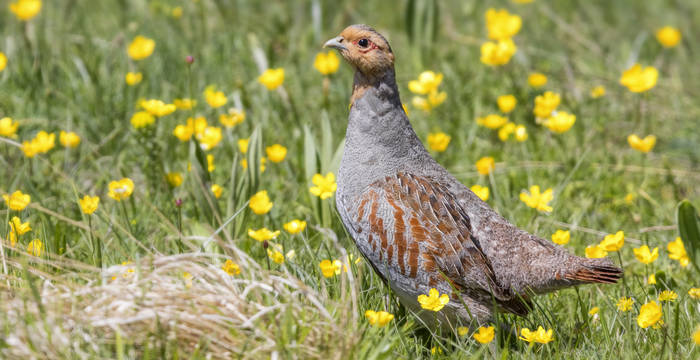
[345,172,528,314]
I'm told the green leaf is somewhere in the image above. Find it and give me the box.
[320,110,333,170]
[676,199,700,273]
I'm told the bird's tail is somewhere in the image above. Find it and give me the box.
[564,257,623,285]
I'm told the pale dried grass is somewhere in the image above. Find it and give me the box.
[0,250,359,359]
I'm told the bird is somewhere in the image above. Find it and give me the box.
[323,24,623,328]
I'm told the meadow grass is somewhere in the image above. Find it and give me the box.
[1,0,699,358]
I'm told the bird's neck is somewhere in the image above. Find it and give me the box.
[339,68,435,196]
[350,69,399,107]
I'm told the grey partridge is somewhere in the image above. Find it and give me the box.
[324,25,622,328]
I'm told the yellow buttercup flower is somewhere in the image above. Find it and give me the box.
[125,72,142,86]
[411,90,447,113]
[204,86,227,108]
[197,126,222,151]
[163,5,180,17]
[637,301,662,328]
[417,288,449,312]
[27,239,42,257]
[476,114,508,129]
[667,237,689,267]
[207,154,215,172]
[3,190,31,211]
[240,157,267,173]
[365,310,394,327]
[476,156,495,175]
[166,172,183,187]
[59,131,80,148]
[210,184,223,198]
[543,111,576,134]
[219,108,245,128]
[283,219,307,234]
[585,244,608,258]
[470,185,489,201]
[9,0,42,21]
[599,231,624,252]
[694,326,700,345]
[9,216,31,235]
[249,190,273,215]
[658,290,678,302]
[498,122,516,141]
[473,326,495,344]
[266,144,287,163]
[633,245,659,264]
[130,111,155,129]
[426,132,451,152]
[513,0,534,3]
[514,125,528,142]
[182,271,193,288]
[173,98,196,110]
[528,72,547,88]
[648,274,657,285]
[248,228,280,242]
[688,288,700,299]
[519,185,554,212]
[533,91,560,118]
[497,94,517,113]
[127,35,155,60]
[172,116,206,142]
[79,195,99,214]
[590,85,606,98]
[0,117,19,138]
[314,51,340,75]
[222,259,241,275]
[21,131,55,158]
[627,134,656,153]
[9,231,18,247]
[408,71,444,95]
[0,52,6,72]
[551,230,570,245]
[238,138,249,154]
[485,8,522,40]
[519,326,554,344]
[620,64,658,93]
[108,178,134,201]
[480,39,516,66]
[589,307,600,316]
[141,99,176,117]
[267,249,285,264]
[319,259,342,278]
[309,172,337,200]
[617,297,634,312]
[656,26,681,48]
[258,68,285,90]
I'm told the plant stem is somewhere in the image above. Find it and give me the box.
[88,215,101,268]
[120,201,134,236]
[176,205,184,253]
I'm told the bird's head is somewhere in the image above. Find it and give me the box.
[324,24,394,77]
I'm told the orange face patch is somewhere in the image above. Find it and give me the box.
[335,25,394,76]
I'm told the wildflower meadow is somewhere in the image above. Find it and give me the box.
[1,0,700,359]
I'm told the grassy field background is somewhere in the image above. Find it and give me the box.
[1,0,699,358]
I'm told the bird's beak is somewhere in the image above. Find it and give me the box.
[323,36,347,51]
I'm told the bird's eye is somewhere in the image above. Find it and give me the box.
[358,38,369,48]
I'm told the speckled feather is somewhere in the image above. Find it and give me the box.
[331,24,622,326]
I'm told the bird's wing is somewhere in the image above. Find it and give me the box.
[343,172,526,312]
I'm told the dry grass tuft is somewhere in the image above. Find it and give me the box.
[0,250,359,359]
